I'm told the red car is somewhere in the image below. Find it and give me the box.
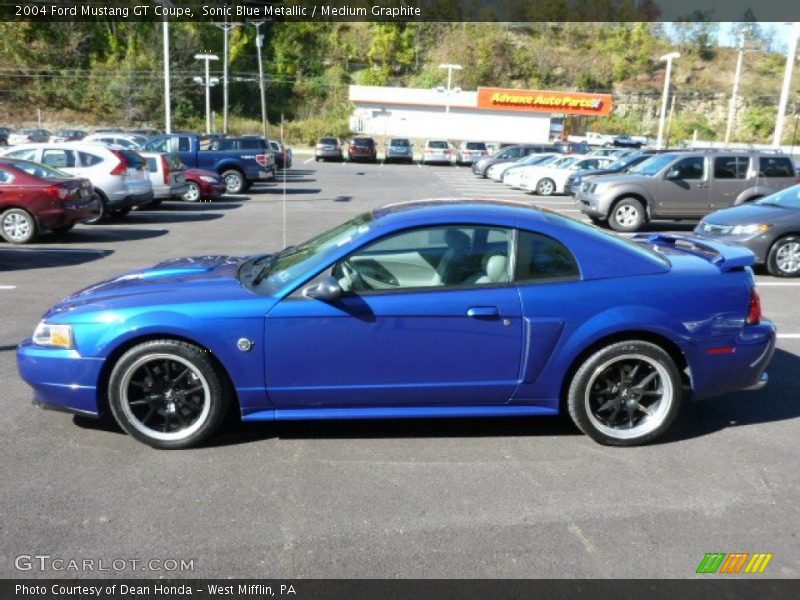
[347,137,377,162]
[182,168,226,202]
[0,158,99,244]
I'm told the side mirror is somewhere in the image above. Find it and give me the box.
[666,168,681,179]
[302,276,341,302]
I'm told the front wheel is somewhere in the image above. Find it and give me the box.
[183,182,202,202]
[1,208,37,243]
[536,178,556,196]
[108,340,230,449]
[221,170,246,194]
[567,340,683,446]
[609,197,645,232]
[767,236,800,277]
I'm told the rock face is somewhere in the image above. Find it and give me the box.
[613,92,730,124]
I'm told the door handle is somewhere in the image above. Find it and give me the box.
[696,183,709,189]
[467,306,499,318]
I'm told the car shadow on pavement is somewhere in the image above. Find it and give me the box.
[0,247,114,270]
[250,188,322,196]
[41,228,170,244]
[630,221,698,233]
[117,213,225,224]
[139,201,245,212]
[657,347,800,444]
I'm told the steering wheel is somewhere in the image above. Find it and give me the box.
[340,260,367,291]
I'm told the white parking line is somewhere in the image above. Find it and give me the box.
[0,285,17,290]
[303,157,314,164]
[777,334,800,339]
[757,282,800,286]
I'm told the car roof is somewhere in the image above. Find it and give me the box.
[373,198,548,224]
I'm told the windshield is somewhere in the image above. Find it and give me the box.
[756,185,800,209]
[243,212,375,295]
[550,156,578,169]
[606,153,646,170]
[11,159,71,179]
[629,153,677,177]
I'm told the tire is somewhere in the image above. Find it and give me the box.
[183,182,202,202]
[314,156,320,162]
[84,192,108,225]
[110,206,132,218]
[567,340,683,446]
[0,208,37,244]
[609,197,646,232]
[767,235,800,277]
[221,169,246,194]
[536,178,556,196]
[108,340,231,450]
[51,223,75,234]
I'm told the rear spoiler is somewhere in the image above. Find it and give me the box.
[633,233,755,272]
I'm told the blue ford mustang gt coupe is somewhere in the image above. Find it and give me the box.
[17,200,775,449]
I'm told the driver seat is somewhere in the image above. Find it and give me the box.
[436,229,472,285]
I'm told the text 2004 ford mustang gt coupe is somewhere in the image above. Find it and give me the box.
[17,200,775,449]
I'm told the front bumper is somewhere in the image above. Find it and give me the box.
[17,341,104,415]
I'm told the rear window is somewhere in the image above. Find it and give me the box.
[465,142,486,150]
[117,150,146,169]
[428,141,449,149]
[759,156,794,178]
[353,138,374,147]
[390,139,410,146]
[319,138,338,144]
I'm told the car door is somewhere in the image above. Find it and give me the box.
[264,225,524,408]
[40,148,79,176]
[709,155,748,209]
[653,155,710,217]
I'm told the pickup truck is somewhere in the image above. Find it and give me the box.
[141,134,276,194]
[568,132,646,149]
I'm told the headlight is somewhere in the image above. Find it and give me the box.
[731,223,772,236]
[32,322,74,349]
[199,175,218,183]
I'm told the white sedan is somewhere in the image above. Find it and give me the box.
[518,155,615,196]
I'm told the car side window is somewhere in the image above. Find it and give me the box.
[42,149,76,169]
[0,168,14,184]
[79,152,103,167]
[713,156,747,179]
[759,157,794,178]
[177,137,191,152]
[334,226,513,293]
[671,157,705,180]
[146,138,169,153]
[5,149,37,161]
[515,231,580,283]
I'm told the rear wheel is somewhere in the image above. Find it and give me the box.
[1,208,37,244]
[536,178,556,196]
[767,236,800,277]
[609,197,645,232]
[567,340,683,446]
[183,182,202,202]
[84,192,108,224]
[221,169,246,194]
[108,340,230,450]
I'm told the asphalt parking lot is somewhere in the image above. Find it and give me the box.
[1,158,799,578]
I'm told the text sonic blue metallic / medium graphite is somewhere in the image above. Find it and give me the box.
[17,199,776,449]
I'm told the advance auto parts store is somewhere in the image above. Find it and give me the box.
[349,85,613,143]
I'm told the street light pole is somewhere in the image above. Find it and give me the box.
[213,16,239,135]
[772,22,800,147]
[438,63,462,114]
[194,53,219,135]
[725,29,747,145]
[162,21,171,133]
[253,22,269,143]
[656,52,680,149]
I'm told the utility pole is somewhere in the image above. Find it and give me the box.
[163,21,171,133]
[772,22,800,147]
[656,52,680,149]
[213,14,239,135]
[725,28,747,145]
[194,53,219,135]
[251,22,270,144]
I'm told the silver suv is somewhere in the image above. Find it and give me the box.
[576,150,797,232]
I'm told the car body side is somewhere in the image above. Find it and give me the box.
[17,203,774,422]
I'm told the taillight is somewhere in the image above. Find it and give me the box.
[256,154,268,167]
[747,287,762,325]
[161,154,170,184]
[45,184,70,201]
[109,150,129,176]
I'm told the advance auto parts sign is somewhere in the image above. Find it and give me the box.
[477,87,613,116]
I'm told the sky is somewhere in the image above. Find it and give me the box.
[715,22,798,51]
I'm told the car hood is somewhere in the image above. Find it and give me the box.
[703,203,800,225]
[573,167,622,179]
[44,255,265,320]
